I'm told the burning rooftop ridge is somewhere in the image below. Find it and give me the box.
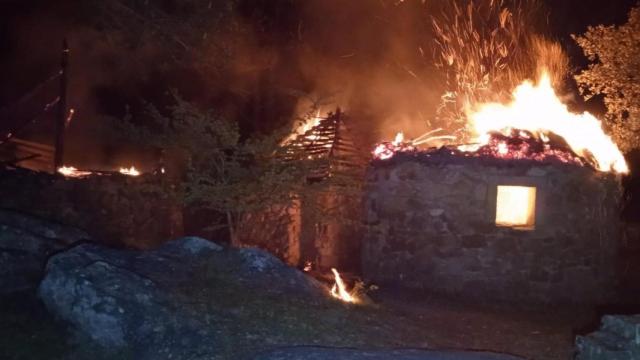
[466,71,628,174]
[372,130,587,169]
[373,70,628,174]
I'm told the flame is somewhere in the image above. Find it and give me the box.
[466,71,628,173]
[57,166,92,178]
[283,110,323,144]
[330,268,358,303]
[119,166,140,176]
[303,261,313,272]
[393,132,404,145]
[373,132,416,160]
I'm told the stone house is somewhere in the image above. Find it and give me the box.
[362,152,622,303]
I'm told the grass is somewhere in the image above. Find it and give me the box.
[168,259,434,359]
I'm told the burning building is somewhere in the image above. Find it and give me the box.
[362,73,627,303]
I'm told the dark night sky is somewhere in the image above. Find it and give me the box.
[0,0,635,104]
[0,0,635,103]
[0,0,637,166]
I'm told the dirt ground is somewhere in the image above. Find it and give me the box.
[369,287,598,360]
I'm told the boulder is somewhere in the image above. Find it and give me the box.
[39,237,327,359]
[575,314,640,359]
[0,209,88,293]
[252,347,525,360]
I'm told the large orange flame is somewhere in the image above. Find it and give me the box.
[465,71,628,174]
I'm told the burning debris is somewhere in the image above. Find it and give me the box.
[119,166,140,177]
[57,165,143,178]
[373,132,416,161]
[57,166,93,178]
[469,129,584,166]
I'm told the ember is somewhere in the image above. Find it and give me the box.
[470,129,584,166]
[303,261,312,272]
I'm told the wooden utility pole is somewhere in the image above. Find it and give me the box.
[54,39,69,171]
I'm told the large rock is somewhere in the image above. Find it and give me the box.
[252,347,525,360]
[575,314,640,359]
[39,237,327,359]
[0,209,88,293]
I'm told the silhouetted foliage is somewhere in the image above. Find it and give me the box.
[573,5,640,153]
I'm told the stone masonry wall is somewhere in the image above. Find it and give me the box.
[0,167,182,249]
[362,155,622,303]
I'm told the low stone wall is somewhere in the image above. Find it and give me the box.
[0,167,182,248]
[235,192,363,271]
[362,155,622,303]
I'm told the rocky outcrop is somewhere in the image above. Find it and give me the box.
[38,237,327,359]
[575,315,640,359]
[0,209,88,293]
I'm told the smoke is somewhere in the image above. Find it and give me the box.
[288,0,444,145]
[1,0,613,168]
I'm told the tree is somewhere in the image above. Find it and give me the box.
[573,5,640,153]
[119,97,361,246]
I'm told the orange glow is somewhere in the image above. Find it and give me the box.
[495,186,536,228]
[466,71,628,173]
[330,268,358,303]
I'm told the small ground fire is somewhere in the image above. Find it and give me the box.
[330,268,358,304]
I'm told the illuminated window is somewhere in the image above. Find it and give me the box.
[495,185,536,229]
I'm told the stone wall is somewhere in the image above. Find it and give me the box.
[0,167,182,248]
[362,155,622,303]
[235,192,362,271]
[235,202,301,266]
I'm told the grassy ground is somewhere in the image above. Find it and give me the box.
[0,278,600,360]
[171,261,597,360]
